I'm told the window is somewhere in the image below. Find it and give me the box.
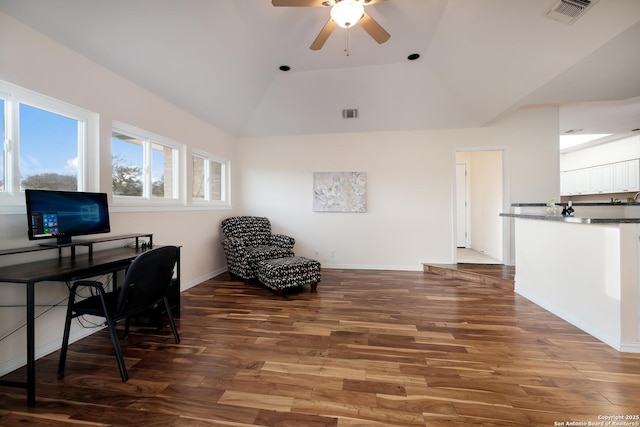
[112,122,182,203]
[19,104,81,191]
[192,150,229,206]
[0,80,98,206]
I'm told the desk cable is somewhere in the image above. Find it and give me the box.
[0,274,113,343]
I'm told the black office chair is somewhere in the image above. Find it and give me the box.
[58,246,181,382]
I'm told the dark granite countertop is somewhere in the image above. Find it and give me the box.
[500,213,640,224]
[511,202,640,207]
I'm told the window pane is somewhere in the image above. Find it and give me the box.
[192,155,225,202]
[112,131,143,196]
[210,160,223,201]
[192,156,205,200]
[151,142,176,199]
[0,97,4,192]
[19,103,78,191]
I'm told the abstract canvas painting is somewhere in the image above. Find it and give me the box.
[313,172,367,213]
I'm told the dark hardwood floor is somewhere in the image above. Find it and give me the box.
[1,267,639,426]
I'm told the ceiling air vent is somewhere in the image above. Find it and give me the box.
[545,0,597,24]
[342,109,358,119]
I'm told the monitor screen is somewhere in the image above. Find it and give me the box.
[25,189,111,245]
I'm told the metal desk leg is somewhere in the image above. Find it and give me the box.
[26,281,36,406]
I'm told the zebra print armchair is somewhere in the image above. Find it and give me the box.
[221,216,295,281]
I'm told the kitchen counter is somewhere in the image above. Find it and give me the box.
[499,213,640,224]
[510,202,640,207]
[503,210,640,353]
[505,201,640,223]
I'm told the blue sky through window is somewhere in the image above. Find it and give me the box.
[19,104,77,179]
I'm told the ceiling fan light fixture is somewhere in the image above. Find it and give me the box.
[330,0,364,28]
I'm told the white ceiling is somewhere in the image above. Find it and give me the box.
[1,0,639,138]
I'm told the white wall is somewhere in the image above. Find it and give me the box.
[561,135,640,171]
[0,12,236,374]
[237,107,560,269]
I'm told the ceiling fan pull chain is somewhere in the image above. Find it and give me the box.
[344,30,350,56]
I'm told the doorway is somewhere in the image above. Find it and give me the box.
[455,150,504,264]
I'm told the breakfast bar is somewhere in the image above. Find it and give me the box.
[501,203,640,353]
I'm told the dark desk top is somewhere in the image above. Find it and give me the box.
[0,246,152,284]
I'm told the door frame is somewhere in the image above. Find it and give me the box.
[453,147,511,265]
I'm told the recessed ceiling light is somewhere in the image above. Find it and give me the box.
[279,65,291,71]
[407,53,420,61]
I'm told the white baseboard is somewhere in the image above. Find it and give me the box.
[619,341,640,353]
[320,263,424,272]
[515,285,631,353]
[181,267,227,291]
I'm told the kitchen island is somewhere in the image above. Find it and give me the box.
[501,204,640,352]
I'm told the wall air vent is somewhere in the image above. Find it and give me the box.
[342,109,358,119]
[545,0,597,24]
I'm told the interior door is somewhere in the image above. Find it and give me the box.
[456,163,467,248]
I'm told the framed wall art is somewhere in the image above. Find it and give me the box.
[313,171,367,213]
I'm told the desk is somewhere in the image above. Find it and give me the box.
[0,244,180,406]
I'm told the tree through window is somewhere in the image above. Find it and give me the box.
[111,122,181,201]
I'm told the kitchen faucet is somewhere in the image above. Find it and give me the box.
[634,191,640,202]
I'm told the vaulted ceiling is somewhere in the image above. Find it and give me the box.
[1,0,639,138]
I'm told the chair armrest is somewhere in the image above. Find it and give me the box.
[221,236,246,253]
[71,280,107,293]
[270,234,295,249]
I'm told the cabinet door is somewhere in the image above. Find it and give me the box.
[560,171,569,196]
[573,168,589,195]
[627,159,639,192]
[589,166,603,194]
[589,164,613,194]
[614,160,640,192]
[561,170,580,195]
[601,164,614,193]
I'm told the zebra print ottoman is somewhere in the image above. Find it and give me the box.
[256,256,321,295]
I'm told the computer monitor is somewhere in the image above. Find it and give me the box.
[25,189,111,245]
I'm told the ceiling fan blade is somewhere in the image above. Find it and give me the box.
[310,18,337,50]
[359,11,390,44]
[362,0,388,4]
[272,0,328,6]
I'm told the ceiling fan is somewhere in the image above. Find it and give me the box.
[272,0,391,51]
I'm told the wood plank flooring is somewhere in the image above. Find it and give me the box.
[423,263,515,290]
[1,268,640,426]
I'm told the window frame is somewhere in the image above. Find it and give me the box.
[111,121,185,208]
[0,80,99,213]
[191,148,231,209]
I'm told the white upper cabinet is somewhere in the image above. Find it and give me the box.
[613,159,640,193]
[561,159,639,196]
[588,164,614,194]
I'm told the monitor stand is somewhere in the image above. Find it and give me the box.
[38,236,73,247]
[56,236,72,246]
[38,237,76,258]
